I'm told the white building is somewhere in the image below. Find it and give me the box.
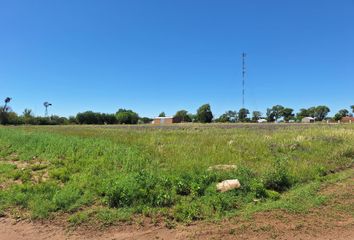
[301,117,315,123]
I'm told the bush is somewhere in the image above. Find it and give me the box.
[264,159,293,192]
[174,200,205,222]
[250,180,267,199]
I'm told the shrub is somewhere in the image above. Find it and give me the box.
[174,200,205,222]
[264,159,292,192]
[250,180,267,199]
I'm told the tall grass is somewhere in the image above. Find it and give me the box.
[0,124,353,223]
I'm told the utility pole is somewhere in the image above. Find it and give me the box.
[242,53,246,108]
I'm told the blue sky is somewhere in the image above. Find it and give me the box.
[1,0,353,118]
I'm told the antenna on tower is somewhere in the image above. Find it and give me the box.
[242,52,246,108]
[43,102,52,117]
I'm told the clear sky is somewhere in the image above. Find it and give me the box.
[1,0,353,118]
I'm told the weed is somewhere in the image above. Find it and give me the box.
[264,158,292,192]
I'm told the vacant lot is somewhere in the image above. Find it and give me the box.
[0,124,353,239]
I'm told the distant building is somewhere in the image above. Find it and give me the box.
[152,116,176,124]
[257,119,267,123]
[340,116,354,123]
[301,117,315,123]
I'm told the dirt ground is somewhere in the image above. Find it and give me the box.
[1,175,353,240]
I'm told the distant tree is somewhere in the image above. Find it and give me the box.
[139,117,153,124]
[281,108,294,122]
[251,111,262,122]
[76,111,101,124]
[188,113,197,122]
[338,109,349,117]
[266,105,284,122]
[158,112,166,117]
[226,110,237,122]
[238,108,250,122]
[215,113,230,123]
[296,106,330,121]
[116,109,139,124]
[351,105,354,113]
[296,108,309,120]
[101,113,117,124]
[22,108,34,124]
[313,106,330,121]
[196,104,213,123]
[307,107,316,118]
[216,110,237,123]
[266,108,275,122]
[68,116,78,124]
[49,115,68,125]
[174,110,191,123]
[333,109,349,121]
[23,108,33,118]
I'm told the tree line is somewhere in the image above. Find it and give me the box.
[0,97,353,125]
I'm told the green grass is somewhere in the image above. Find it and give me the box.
[0,124,353,225]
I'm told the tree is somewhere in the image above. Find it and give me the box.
[296,106,330,121]
[196,104,213,123]
[139,117,153,124]
[281,108,294,122]
[266,108,275,122]
[351,105,354,113]
[296,108,309,120]
[216,110,237,123]
[238,108,249,122]
[313,106,330,121]
[68,116,78,124]
[174,110,191,123]
[251,111,262,122]
[188,113,197,122]
[101,113,117,124]
[158,112,166,117]
[76,111,101,124]
[307,107,316,118]
[333,109,349,121]
[22,108,34,124]
[267,105,284,122]
[116,109,139,124]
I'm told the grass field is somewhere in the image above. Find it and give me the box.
[0,124,353,227]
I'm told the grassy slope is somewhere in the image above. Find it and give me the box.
[0,124,353,225]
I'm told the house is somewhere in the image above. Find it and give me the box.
[152,116,176,124]
[340,116,354,123]
[301,117,315,123]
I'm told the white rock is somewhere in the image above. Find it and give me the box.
[216,179,241,192]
